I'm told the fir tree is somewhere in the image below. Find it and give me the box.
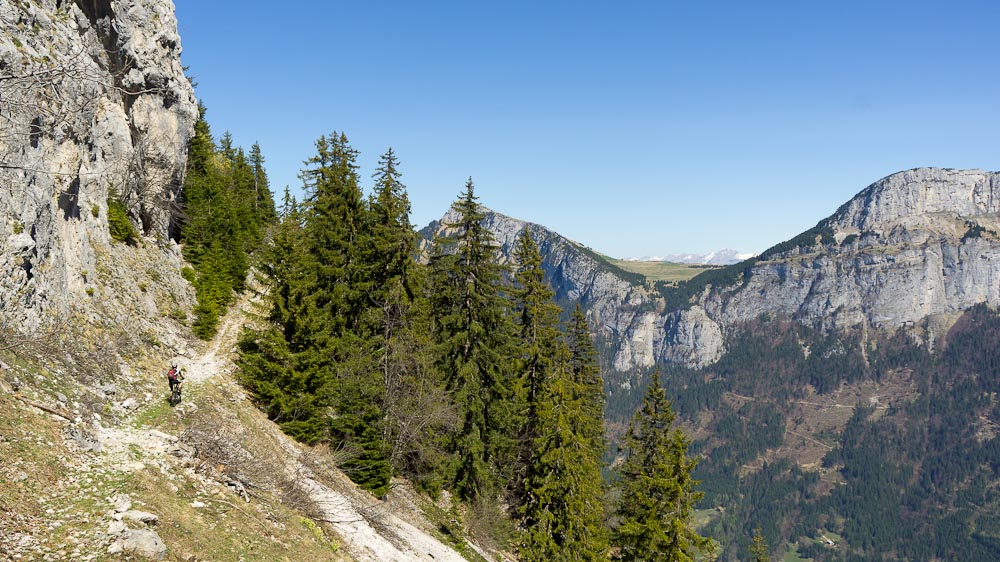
[614,370,714,561]
[517,329,609,560]
[429,178,515,501]
[567,304,606,455]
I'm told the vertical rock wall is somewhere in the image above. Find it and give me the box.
[0,0,197,330]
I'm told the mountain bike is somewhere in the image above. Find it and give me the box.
[169,381,183,406]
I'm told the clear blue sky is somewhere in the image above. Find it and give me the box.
[173,0,999,258]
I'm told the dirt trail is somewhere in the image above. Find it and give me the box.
[170,292,487,562]
[181,290,255,385]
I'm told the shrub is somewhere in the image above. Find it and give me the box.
[13,222,24,234]
[91,204,99,218]
[85,287,95,296]
[107,193,139,245]
[180,267,196,284]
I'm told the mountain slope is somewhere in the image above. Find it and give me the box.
[669,167,1000,359]
[1,285,493,561]
[424,168,1000,373]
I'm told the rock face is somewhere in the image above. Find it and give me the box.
[425,168,1000,372]
[694,168,1000,355]
[0,0,197,330]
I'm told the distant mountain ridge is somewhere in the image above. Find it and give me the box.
[424,167,1000,372]
[628,249,755,265]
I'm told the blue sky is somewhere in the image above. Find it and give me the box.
[173,0,1000,258]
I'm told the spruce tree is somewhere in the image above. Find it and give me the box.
[614,370,714,562]
[513,229,561,430]
[510,228,561,501]
[517,303,609,559]
[568,304,606,455]
[429,178,515,501]
[249,142,277,226]
[365,149,452,493]
[297,132,391,496]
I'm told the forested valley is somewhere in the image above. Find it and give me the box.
[605,308,1000,561]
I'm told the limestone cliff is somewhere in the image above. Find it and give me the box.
[0,0,197,332]
[425,168,1000,372]
[689,168,1000,359]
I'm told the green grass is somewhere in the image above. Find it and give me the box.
[782,543,814,562]
[603,257,717,283]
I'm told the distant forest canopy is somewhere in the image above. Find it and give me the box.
[605,306,1000,561]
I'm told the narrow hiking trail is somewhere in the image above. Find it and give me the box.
[162,292,490,562]
[4,291,491,561]
[179,288,256,385]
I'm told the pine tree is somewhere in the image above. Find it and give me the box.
[429,178,514,501]
[614,371,714,561]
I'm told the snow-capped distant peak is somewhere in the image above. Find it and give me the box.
[624,249,755,266]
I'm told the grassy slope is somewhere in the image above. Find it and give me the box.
[0,352,348,562]
[602,257,717,283]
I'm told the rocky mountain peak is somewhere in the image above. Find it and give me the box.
[829,167,1000,236]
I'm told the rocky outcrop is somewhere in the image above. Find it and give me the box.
[694,168,1000,358]
[426,168,1000,372]
[0,0,197,330]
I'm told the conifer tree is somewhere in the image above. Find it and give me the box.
[364,149,452,492]
[180,106,267,338]
[513,229,562,428]
[295,132,391,496]
[516,300,609,559]
[749,529,770,562]
[614,371,714,561]
[429,178,515,501]
[509,228,562,500]
[568,304,606,455]
[249,142,277,226]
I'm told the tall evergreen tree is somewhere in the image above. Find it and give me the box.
[567,304,606,455]
[518,354,610,561]
[295,132,391,496]
[510,228,562,502]
[614,371,714,562]
[249,142,277,226]
[429,178,515,501]
[513,229,562,429]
